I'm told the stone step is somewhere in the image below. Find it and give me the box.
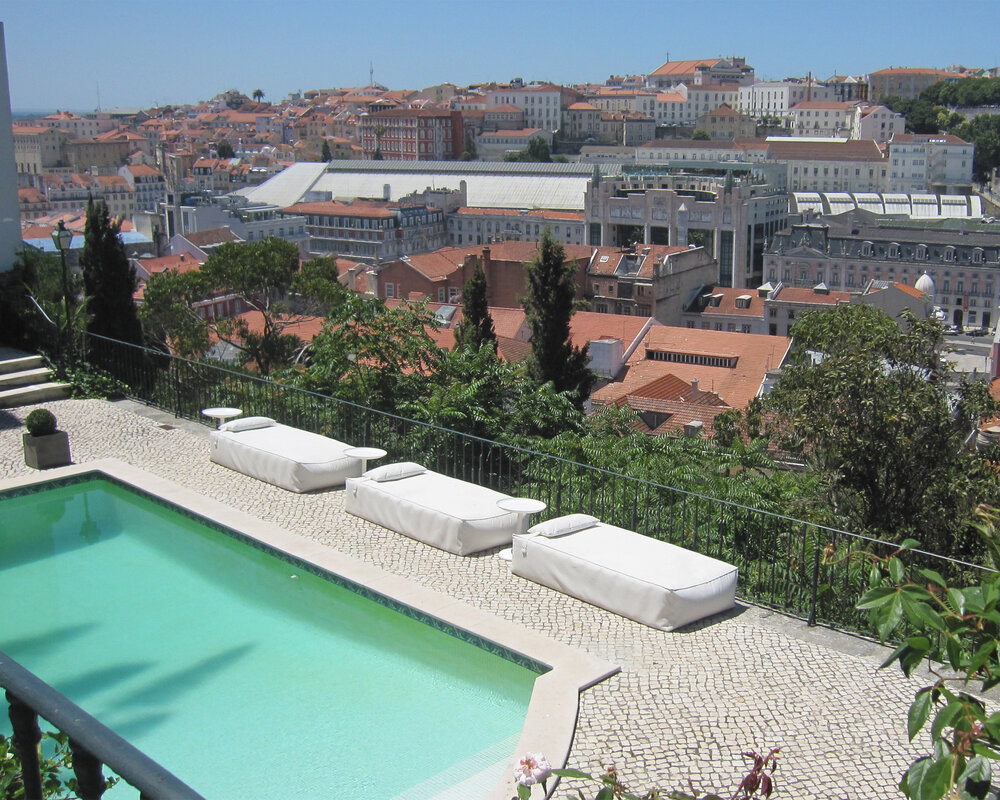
[0,354,44,374]
[0,367,53,389]
[0,382,72,409]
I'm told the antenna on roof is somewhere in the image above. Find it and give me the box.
[370,61,374,88]
[96,82,101,113]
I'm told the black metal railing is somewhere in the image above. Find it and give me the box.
[1,650,205,800]
[82,331,996,635]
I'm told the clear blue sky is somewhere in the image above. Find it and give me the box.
[3,0,998,112]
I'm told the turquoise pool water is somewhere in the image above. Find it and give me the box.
[0,477,540,799]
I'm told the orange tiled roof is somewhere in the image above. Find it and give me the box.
[650,58,723,77]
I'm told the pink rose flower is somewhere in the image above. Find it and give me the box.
[514,752,552,787]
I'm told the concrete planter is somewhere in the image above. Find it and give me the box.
[23,430,71,469]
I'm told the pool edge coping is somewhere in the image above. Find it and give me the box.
[0,459,621,800]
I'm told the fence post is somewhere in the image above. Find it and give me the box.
[808,532,821,627]
[6,690,43,800]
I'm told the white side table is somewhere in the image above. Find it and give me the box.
[344,446,388,473]
[496,496,547,532]
[202,407,243,429]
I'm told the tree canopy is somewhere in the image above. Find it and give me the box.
[80,197,142,346]
[522,231,595,410]
[716,304,1000,550]
[140,239,344,375]
[454,262,495,351]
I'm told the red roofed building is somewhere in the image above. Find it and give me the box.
[587,244,716,322]
[362,242,593,308]
[648,57,754,89]
[591,325,791,435]
[359,108,464,160]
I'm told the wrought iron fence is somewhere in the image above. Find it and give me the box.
[1,650,205,800]
[83,332,995,635]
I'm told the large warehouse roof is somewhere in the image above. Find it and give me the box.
[236,160,618,211]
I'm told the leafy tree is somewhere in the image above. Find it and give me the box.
[522,231,595,410]
[216,139,235,158]
[297,293,442,411]
[691,129,711,140]
[140,242,344,375]
[504,137,552,162]
[454,262,495,351]
[461,129,477,161]
[0,248,84,353]
[80,197,142,346]
[723,304,993,550]
[858,519,1000,800]
[321,139,332,161]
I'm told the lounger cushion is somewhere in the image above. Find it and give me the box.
[210,423,361,492]
[344,469,522,555]
[365,462,426,482]
[512,521,737,631]
[529,513,599,538]
[220,416,274,432]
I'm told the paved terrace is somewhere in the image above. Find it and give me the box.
[1,399,935,798]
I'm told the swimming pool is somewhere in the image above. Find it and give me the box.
[0,473,542,798]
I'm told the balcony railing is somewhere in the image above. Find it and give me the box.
[1,650,205,800]
[81,331,994,636]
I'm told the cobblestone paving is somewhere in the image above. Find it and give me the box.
[1,399,932,799]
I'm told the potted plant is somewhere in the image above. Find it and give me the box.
[23,408,71,469]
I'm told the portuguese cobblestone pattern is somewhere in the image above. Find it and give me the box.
[1,399,931,798]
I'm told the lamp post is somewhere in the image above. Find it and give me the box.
[51,220,73,357]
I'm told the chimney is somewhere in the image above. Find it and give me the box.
[684,420,704,438]
[690,378,699,397]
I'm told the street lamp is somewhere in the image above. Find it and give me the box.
[50,220,73,356]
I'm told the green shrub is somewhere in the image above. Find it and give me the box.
[25,408,58,436]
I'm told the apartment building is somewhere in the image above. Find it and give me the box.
[446,207,584,246]
[359,109,464,160]
[789,101,858,137]
[584,166,788,288]
[737,80,835,122]
[868,67,960,101]
[887,133,974,194]
[285,198,446,262]
[694,105,756,139]
[765,213,1000,329]
[475,128,552,160]
[769,139,888,193]
[484,84,565,133]
[119,164,166,212]
[12,126,71,178]
[647,57,754,90]
[851,105,904,143]
[587,244,717,322]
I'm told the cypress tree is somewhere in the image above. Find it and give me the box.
[523,231,595,410]
[80,197,143,345]
[455,262,496,350]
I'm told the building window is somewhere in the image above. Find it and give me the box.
[385,283,395,299]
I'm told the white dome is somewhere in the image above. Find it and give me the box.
[915,271,935,297]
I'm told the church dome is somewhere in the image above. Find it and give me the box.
[915,271,935,297]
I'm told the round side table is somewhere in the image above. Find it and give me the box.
[202,407,243,429]
[344,446,388,473]
[496,496,547,531]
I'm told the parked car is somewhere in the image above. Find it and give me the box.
[968,327,990,337]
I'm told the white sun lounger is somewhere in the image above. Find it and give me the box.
[512,516,738,631]
[210,417,362,493]
[344,463,524,555]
